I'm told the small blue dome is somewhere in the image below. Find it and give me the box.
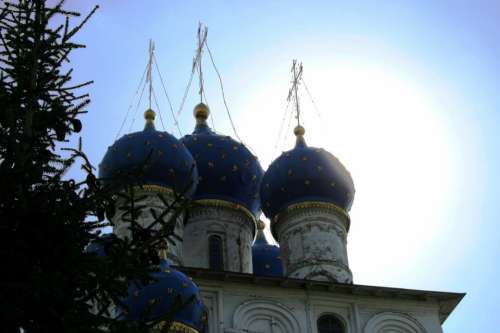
[252,222,283,277]
[99,110,198,197]
[120,260,207,332]
[260,126,355,220]
[85,233,116,257]
[181,103,263,216]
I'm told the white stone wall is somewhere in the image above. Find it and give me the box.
[194,279,444,333]
[111,189,184,265]
[182,204,255,273]
[274,205,352,283]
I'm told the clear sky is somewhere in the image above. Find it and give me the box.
[62,1,499,331]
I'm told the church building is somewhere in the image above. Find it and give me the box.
[95,34,464,333]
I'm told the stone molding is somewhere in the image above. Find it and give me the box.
[276,219,347,244]
[364,312,427,333]
[273,202,350,232]
[273,203,349,240]
[187,203,255,234]
[227,299,301,333]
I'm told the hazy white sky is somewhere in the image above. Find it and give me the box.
[62,1,500,331]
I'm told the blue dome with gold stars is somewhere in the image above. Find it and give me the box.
[260,125,355,220]
[181,103,264,216]
[99,109,198,197]
[252,221,283,277]
[119,259,207,332]
[86,236,207,332]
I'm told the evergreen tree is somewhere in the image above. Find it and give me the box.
[0,1,190,332]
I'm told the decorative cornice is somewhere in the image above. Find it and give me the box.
[272,201,350,232]
[155,320,200,333]
[139,184,175,195]
[192,199,256,224]
[287,258,352,276]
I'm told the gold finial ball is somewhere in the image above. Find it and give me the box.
[144,109,156,121]
[193,103,210,120]
[257,220,266,230]
[294,125,305,137]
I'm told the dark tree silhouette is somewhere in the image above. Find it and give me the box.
[0,1,191,332]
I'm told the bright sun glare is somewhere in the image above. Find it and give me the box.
[235,60,457,286]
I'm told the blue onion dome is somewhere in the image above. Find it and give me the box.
[252,220,283,277]
[260,125,355,221]
[85,233,117,257]
[180,103,264,216]
[99,109,198,197]
[119,259,207,332]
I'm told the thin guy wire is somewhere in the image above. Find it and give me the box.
[205,41,242,143]
[202,89,216,131]
[153,54,182,136]
[176,69,195,118]
[273,98,291,156]
[115,61,148,139]
[302,76,322,119]
[281,102,295,152]
[129,77,148,132]
[151,87,166,131]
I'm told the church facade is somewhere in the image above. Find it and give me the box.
[95,99,463,333]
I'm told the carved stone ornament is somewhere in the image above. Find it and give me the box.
[226,299,301,333]
[364,312,427,333]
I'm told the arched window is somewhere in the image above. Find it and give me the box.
[208,235,224,271]
[317,314,344,333]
